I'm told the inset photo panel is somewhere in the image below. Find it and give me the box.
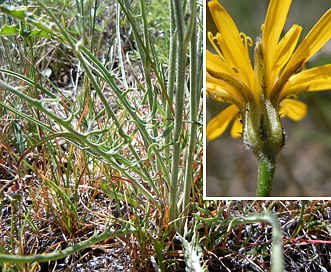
[204,0,331,198]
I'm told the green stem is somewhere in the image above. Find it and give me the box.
[256,153,276,197]
[165,0,176,160]
[169,0,186,232]
[181,0,200,228]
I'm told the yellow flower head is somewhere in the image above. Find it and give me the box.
[207,0,331,145]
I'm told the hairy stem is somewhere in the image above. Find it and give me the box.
[256,153,276,197]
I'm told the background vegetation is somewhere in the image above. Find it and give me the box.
[1,0,331,271]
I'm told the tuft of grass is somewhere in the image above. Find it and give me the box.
[1,0,203,269]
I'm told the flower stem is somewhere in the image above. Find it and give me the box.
[256,153,276,197]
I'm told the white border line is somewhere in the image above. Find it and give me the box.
[202,1,331,201]
[202,0,208,200]
[204,197,331,201]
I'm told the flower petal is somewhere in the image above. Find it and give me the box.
[262,0,292,93]
[207,105,239,140]
[206,50,236,77]
[206,75,246,108]
[279,99,307,121]
[208,0,254,91]
[206,59,251,108]
[281,64,331,98]
[263,0,292,59]
[269,25,302,89]
[284,8,331,73]
[275,25,302,68]
[230,117,243,138]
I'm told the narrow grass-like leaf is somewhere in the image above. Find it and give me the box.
[228,212,284,272]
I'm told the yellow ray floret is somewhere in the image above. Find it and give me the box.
[207,0,331,140]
